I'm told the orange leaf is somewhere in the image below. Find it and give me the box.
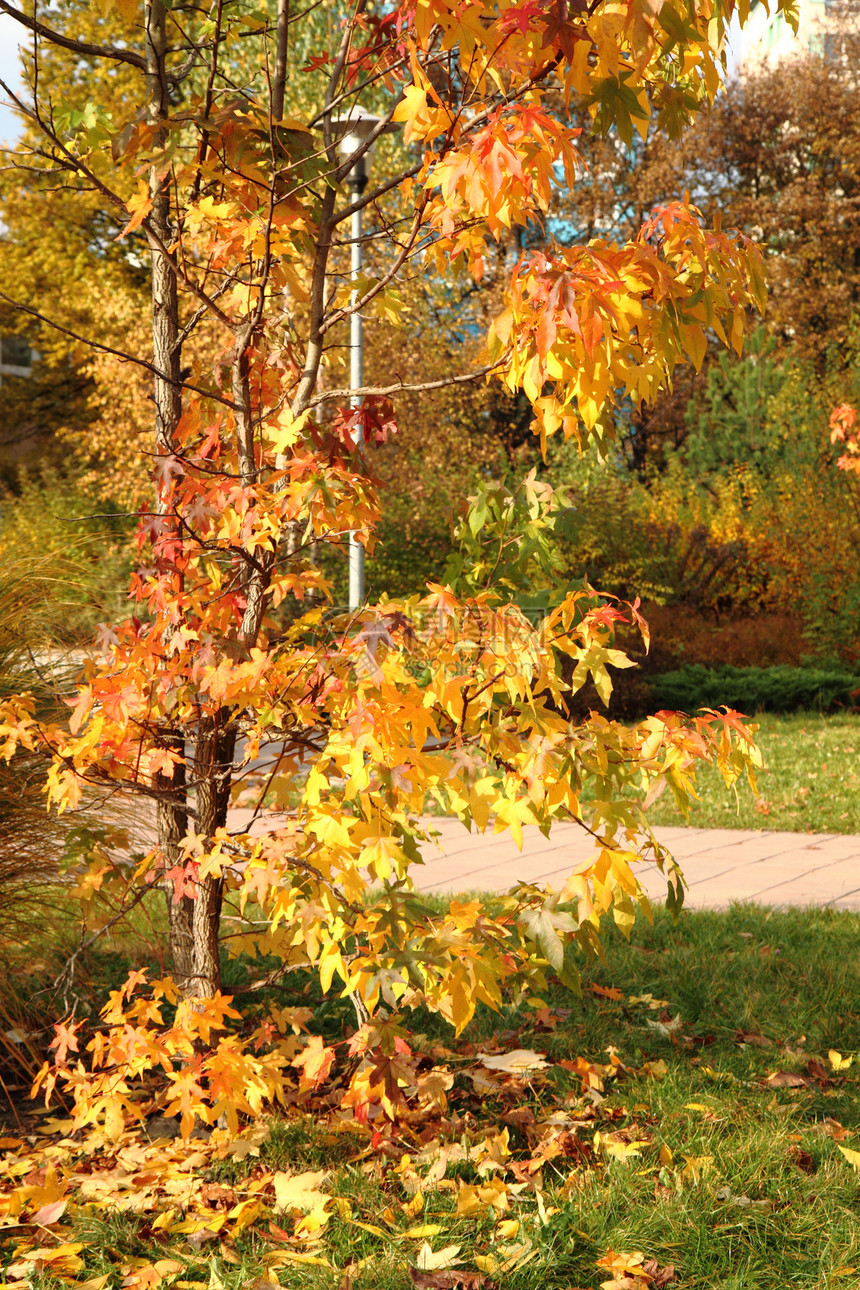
[117,180,152,239]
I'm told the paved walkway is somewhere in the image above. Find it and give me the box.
[411,818,860,910]
[227,807,860,910]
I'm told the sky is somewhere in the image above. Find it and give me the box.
[0,12,25,146]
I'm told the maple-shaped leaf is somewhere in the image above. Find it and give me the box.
[291,1035,335,1088]
[49,1018,82,1065]
[116,179,152,239]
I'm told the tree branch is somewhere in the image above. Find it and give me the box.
[271,0,289,122]
[309,359,507,406]
[0,0,147,71]
[0,293,239,411]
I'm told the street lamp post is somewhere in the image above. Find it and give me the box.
[333,111,394,612]
[337,126,370,611]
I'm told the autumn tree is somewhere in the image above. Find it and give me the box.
[679,3,860,372]
[0,0,785,1133]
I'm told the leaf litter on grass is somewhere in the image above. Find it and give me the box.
[4,907,860,1290]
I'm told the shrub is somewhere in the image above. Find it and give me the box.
[650,663,860,715]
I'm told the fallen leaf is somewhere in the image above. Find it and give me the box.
[734,1030,773,1048]
[790,1148,816,1175]
[273,1170,330,1213]
[596,1248,653,1290]
[30,1199,67,1226]
[641,1259,676,1287]
[477,1049,548,1074]
[456,1178,509,1218]
[185,1230,219,1251]
[294,1202,331,1240]
[645,1014,683,1039]
[414,1242,463,1272]
[764,1070,809,1089]
[475,1238,536,1275]
[265,1252,333,1268]
[679,1155,713,1183]
[838,1144,860,1170]
[409,1267,484,1289]
[348,1219,389,1239]
[227,1198,263,1231]
[814,1117,850,1141]
[714,1185,773,1211]
[829,1050,854,1072]
[640,1060,668,1079]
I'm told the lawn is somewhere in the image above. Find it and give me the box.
[646,712,860,835]
[3,904,860,1290]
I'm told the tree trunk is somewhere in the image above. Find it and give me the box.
[155,737,195,990]
[144,0,224,997]
[188,717,236,998]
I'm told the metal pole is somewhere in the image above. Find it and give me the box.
[348,180,365,611]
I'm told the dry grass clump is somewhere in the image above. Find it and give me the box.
[0,564,93,1112]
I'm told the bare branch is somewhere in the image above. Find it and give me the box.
[0,0,147,71]
[308,359,508,407]
[0,293,239,411]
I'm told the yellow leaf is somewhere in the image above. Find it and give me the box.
[830,1050,854,1071]
[228,1199,263,1232]
[265,1252,333,1269]
[415,1242,462,1272]
[294,1202,330,1239]
[349,1219,389,1239]
[405,1189,425,1216]
[151,1210,177,1231]
[838,1145,860,1170]
[456,1178,508,1218]
[117,180,152,239]
[404,1224,443,1239]
[679,1155,714,1183]
[273,1170,330,1213]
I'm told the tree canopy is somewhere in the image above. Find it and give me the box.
[0,0,781,1136]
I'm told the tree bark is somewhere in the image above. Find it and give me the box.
[154,738,195,990]
[144,0,223,997]
[189,717,236,997]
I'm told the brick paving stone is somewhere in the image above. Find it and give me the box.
[413,819,860,909]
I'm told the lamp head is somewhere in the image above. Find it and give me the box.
[330,110,397,190]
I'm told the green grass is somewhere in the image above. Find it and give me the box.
[647,712,860,834]
[4,905,860,1290]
